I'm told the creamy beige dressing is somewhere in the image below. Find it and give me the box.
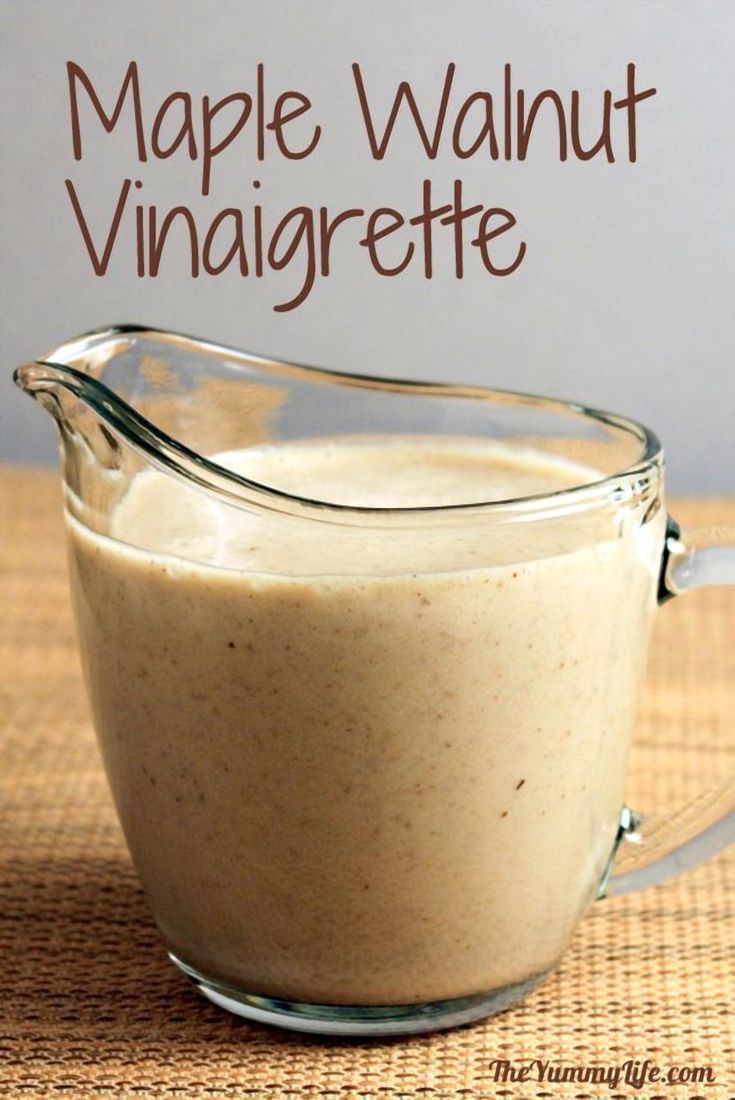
[67,438,662,1004]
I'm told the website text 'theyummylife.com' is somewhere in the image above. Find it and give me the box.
[488,1057,716,1090]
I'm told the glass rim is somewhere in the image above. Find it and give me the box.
[15,324,664,528]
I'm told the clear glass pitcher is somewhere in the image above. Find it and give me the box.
[15,325,735,1036]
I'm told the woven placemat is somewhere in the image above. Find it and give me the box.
[1,467,733,1100]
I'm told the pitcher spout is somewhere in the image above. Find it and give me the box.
[14,357,134,463]
[15,360,83,416]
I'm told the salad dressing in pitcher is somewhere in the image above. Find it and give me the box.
[67,437,661,1005]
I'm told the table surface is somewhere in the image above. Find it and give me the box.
[1,467,733,1100]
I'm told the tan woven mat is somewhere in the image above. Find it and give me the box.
[1,467,733,1100]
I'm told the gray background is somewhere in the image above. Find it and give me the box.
[1,0,733,491]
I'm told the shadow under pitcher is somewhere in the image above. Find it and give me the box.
[15,325,735,1036]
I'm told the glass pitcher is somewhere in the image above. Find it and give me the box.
[14,325,735,1036]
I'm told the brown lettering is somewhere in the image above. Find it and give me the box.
[319,207,365,275]
[613,62,657,162]
[452,92,499,160]
[268,207,316,311]
[257,62,266,161]
[267,93,321,159]
[408,180,453,278]
[471,208,526,276]
[439,180,484,278]
[202,208,248,275]
[65,177,131,275]
[352,62,456,159]
[517,89,568,160]
[151,92,197,160]
[360,209,415,276]
[202,93,252,196]
[571,89,614,161]
[67,60,147,161]
[148,206,199,277]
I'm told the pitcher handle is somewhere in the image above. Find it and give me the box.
[600,516,735,898]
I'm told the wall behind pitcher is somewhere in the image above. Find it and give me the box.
[1,0,733,491]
